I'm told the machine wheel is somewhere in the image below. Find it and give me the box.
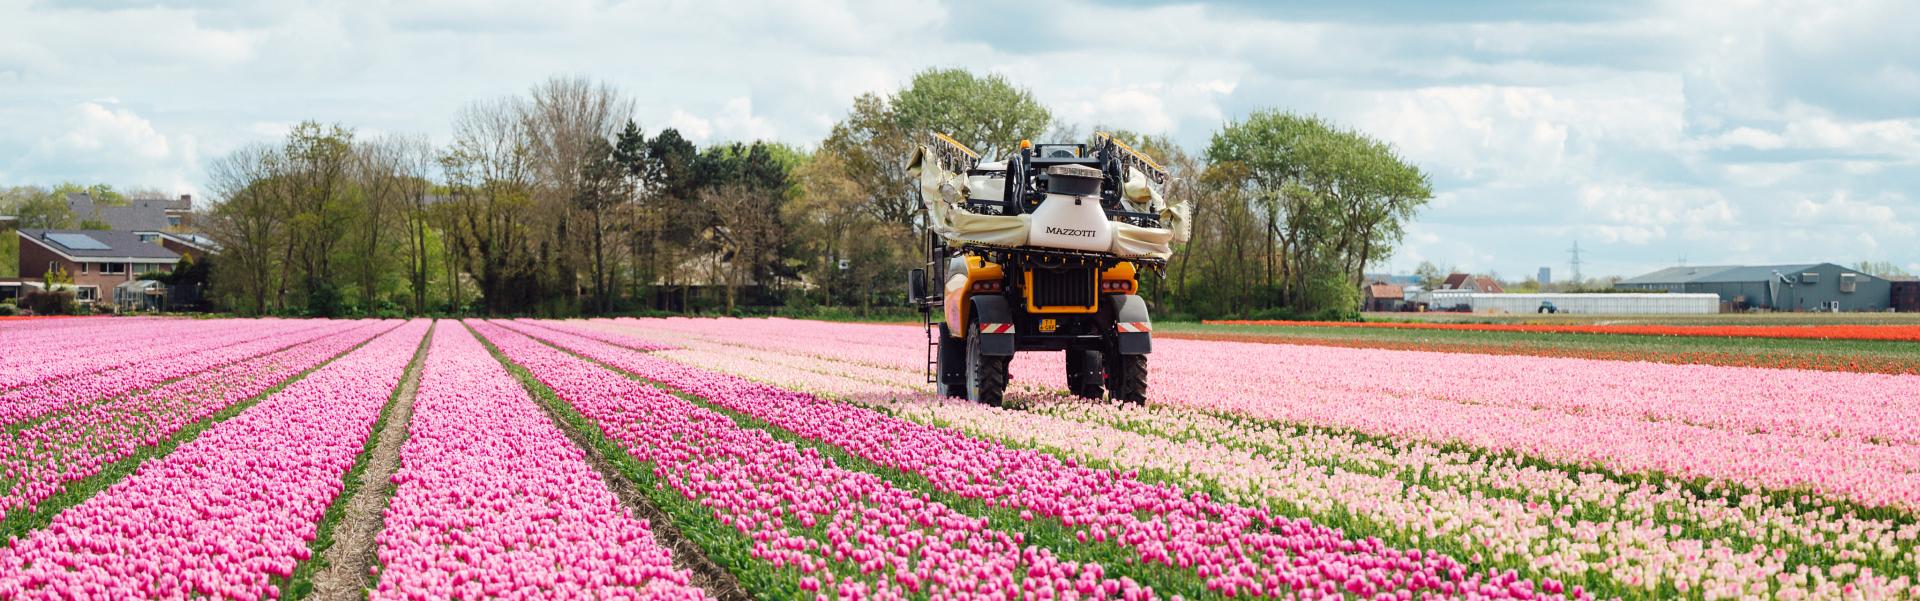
[965,319,1010,407]
[1106,353,1147,405]
[934,323,966,398]
[1066,349,1104,399]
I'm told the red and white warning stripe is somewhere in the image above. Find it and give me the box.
[979,323,1016,335]
[1116,322,1152,333]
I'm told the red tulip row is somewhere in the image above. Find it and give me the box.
[0,320,431,600]
[0,320,397,517]
[495,319,1588,600]
[371,323,704,600]
[473,320,1153,600]
[0,319,337,426]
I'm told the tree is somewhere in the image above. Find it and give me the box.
[818,68,1053,230]
[1205,110,1431,314]
[4,185,72,229]
[891,68,1052,158]
[700,183,783,313]
[1853,261,1909,278]
[574,136,628,313]
[203,144,288,315]
[280,121,357,316]
[1414,261,1446,290]
[440,97,538,314]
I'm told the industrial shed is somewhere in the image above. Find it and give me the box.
[1615,263,1891,312]
[1422,291,1719,314]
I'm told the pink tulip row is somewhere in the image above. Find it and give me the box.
[589,317,1920,511]
[0,320,431,600]
[499,319,1591,600]
[0,320,397,517]
[0,318,311,391]
[0,317,159,354]
[0,319,338,426]
[371,323,703,600]
[473,320,1154,601]
[625,331,1920,601]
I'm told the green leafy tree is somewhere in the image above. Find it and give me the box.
[5,185,73,229]
[1206,110,1432,314]
[891,68,1052,157]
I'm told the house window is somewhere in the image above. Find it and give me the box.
[167,216,181,227]
[1840,273,1857,293]
[74,287,97,302]
[100,262,126,275]
[1801,272,1819,284]
[48,261,58,275]
[138,233,159,243]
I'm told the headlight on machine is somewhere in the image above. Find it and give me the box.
[1100,280,1134,293]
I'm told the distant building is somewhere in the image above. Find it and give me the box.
[1440,273,1504,293]
[1615,263,1892,311]
[1363,282,1405,312]
[1422,291,1719,314]
[1537,267,1551,287]
[14,229,181,305]
[66,193,194,231]
[1892,278,1919,313]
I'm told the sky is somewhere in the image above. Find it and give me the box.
[2,0,1916,279]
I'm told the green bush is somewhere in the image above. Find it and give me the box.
[20,290,76,316]
[0,303,16,316]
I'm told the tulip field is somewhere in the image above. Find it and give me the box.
[0,316,1915,600]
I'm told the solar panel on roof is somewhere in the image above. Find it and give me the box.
[45,233,111,250]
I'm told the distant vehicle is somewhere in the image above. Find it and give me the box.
[1538,301,1559,314]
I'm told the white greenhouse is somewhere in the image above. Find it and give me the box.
[1419,292,1720,314]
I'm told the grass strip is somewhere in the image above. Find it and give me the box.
[0,321,403,548]
[281,322,435,600]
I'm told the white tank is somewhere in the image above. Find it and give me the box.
[1026,165,1112,252]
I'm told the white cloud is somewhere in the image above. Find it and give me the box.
[41,102,174,160]
[1345,76,1684,184]
[0,0,1913,277]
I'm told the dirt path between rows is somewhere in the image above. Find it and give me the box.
[308,325,432,601]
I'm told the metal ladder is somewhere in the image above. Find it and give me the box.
[919,229,946,385]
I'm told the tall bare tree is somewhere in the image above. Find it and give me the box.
[441,97,537,314]
[522,76,634,311]
[203,144,286,315]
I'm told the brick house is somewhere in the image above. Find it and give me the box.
[15,229,182,304]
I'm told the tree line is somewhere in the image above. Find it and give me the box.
[11,69,1435,319]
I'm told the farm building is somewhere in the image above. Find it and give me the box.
[1893,278,1919,312]
[1421,291,1719,314]
[1615,263,1891,312]
[1363,282,1405,311]
[1439,273,1504,293]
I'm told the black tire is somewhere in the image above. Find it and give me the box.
[1065,349,1104,399]
[935,323,967,398]
[1106,352,1147,405]
[965,320,1010,407]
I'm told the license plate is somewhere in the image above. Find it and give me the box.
[1038,318,1058,333]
